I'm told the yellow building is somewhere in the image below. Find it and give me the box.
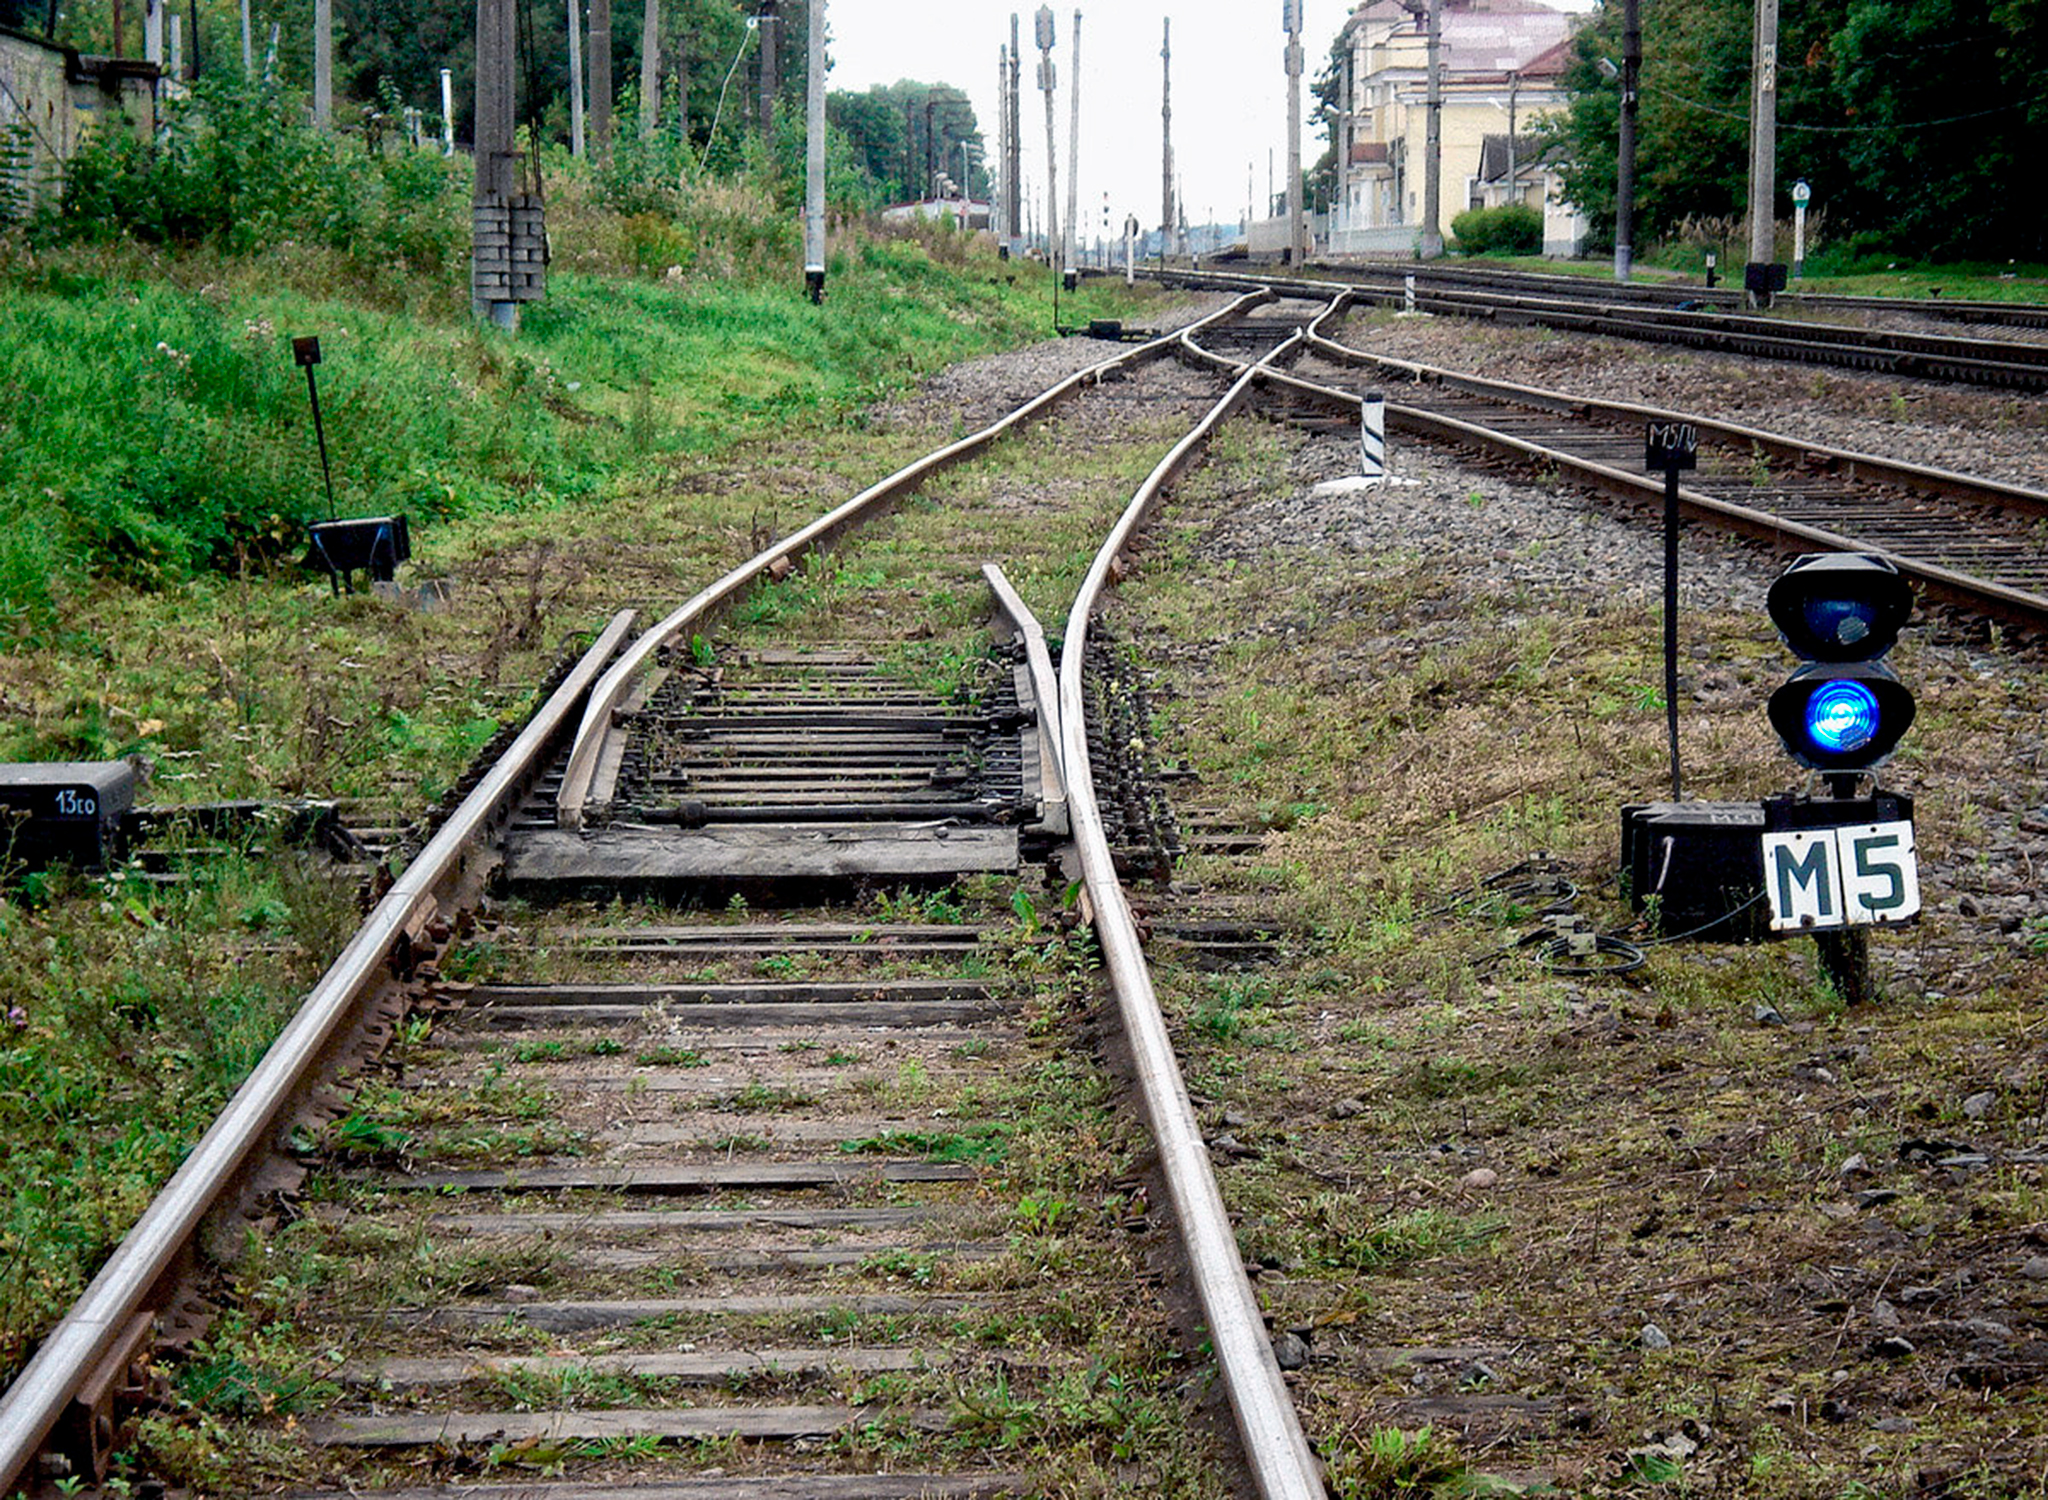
[1330,0,1583,254]
[0,24,158,218]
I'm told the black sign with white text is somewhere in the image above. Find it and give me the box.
[1645,420,1699,471]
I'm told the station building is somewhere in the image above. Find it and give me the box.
[1326,0,1588,257]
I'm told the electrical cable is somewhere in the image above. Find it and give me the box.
[1523,928,1648,976]
[1640,81,2048,133]
[698,16,758,173]
[1635,887,1769,948]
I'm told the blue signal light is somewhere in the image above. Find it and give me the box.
[1805,679,1880,755]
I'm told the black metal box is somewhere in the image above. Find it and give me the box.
[0,761,137,871]
[1620,800,1768,943]
[305,515,411,585]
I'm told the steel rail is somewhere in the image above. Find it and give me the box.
[1297,302,2048,520]
[554,292,1273,830]
[0,608,641,1497]
[1305,258,2048,332]
[1176,302,2048,627]
[980,563,1068,835]
[1057,324,1326,1500]
[1143,267,2048,391]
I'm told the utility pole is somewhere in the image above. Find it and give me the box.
[640,0,659,138]
[1284,0,1305,264]
[757,0,778,138]
[474,0,519,326]
[804,0,826,301]
[1420,0,1442,257]
[994,45,1008,240]
[1160,17,1174,260]
[568,0,586,156]
[240,0,252,74]
[1615,0,1639,280]
[1745,0,1780,304]
[143,0,161,67]
[589,0,612,160]
[1065,9,1081,278]
[314,0,332,128]
[1035,5,1058,266]
[1505,70,1518,207]
[1008,14,1023,249]
[111,0,123,59]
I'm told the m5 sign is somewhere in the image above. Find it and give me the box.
[1761,820,1921,933]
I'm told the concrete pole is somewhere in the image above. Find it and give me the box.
[1036,5,1058,266]
[240,0,252,75]
[1420,0,1442,257]
[313,0,332,128]
[994,45,1007,241]
[144,0,162,67]
[1745,0,1779,298]
[640,0,659,138]
[1615,0,1639,279]
[1161,17,1174,259]
[1065,10,1081,275]
[1505,70,1518,206]
[474,0,518,327]
[441,67,455,153]
[167,12,179,76]
[590,0,612,160]
[757,0,778,138]
[1284,0,1305,263]
[804,0,826,300]
[1007,14,1023,247]
[568,0,586,156]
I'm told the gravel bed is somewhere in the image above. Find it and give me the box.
[866,292,1238,435]
[1338,312,2048,492]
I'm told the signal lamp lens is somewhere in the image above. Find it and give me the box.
[1805,680,1880,755]
[1802,597,1880,653]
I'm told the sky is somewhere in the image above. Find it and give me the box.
[821,0,1370,236]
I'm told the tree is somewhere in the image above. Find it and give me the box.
[827,80,984,205]
[1542,0,2045,260]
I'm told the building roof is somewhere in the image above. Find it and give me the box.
[1342,0,1581,78]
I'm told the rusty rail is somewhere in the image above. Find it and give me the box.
[1057,324,1327,1500]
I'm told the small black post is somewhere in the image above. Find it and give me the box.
[1645,419,1699,800]
[1663,463,1682,800]
[293,336,338,523]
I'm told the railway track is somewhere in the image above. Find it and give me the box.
[1163,288,2048,632]
[1150,266,2048,394]
[0,299,1328,1500]
[1301,258,2048,333]
[6,276,2041,1499]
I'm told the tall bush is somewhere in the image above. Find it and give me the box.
[1450,204,1542,256]
[47,75,466,275]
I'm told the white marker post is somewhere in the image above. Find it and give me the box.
[440,68,456,155]
[1404,272,1417,313]
[1124,214,1138,285]
[1792,179,1811,280]
[1361,392,1387,483]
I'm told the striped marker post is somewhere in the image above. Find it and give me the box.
[1404,273,1417,313]
[1361,391,1387,482]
